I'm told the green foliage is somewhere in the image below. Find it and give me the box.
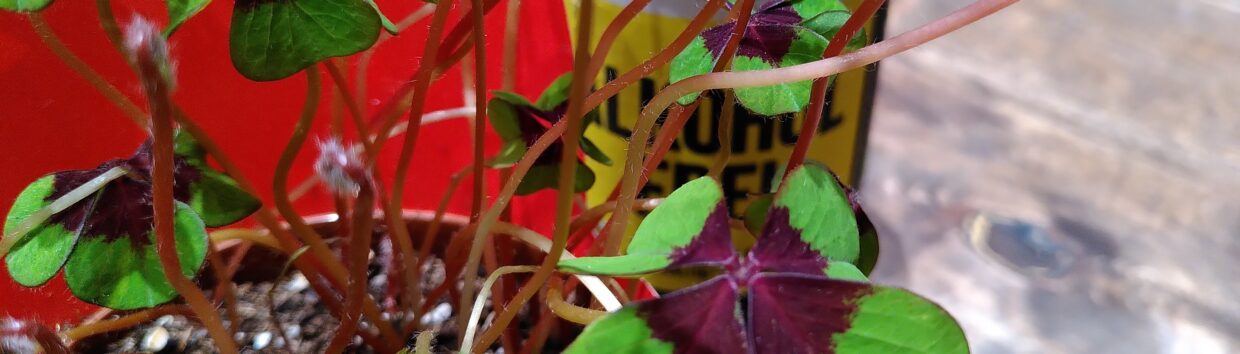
[832,287,970,353]
[3,134,259,309]
[229,0,382,81]
[774,162,859,263]
[165,0,211,36]
[487,73,612,195]
[3,175,75,286]
[175,131,261,227]
[64,202,208,309]
[563,308,674,354]
[0,0,52,12]
[558,177,724,276]
[668,0,867,115]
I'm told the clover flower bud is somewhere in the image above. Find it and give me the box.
[314,138,367,196]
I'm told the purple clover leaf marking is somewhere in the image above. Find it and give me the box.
[487,73,612,195]
[669,0,868,116]
[3,131,259,309]
[562,165,968,354]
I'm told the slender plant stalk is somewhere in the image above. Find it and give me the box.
[450,0,720,341]
[517,307,555,354]
[269,69,402,350]
[496,0,522,344]
[366,0,503,130]
[166,108,400,350]
[205,240,240,334]
[286,106,475,203]
[482,238,519,354]
[27,14,146,126]
[567,198,659,242]
[608,0,1024,247]
[459,266,538,354]
[581,0,724,110]
[518,275,583,354]
[713,0,755,71]
[208,229,282,250]
[469,1,594,351]
[405,164,472,328]
[501,0,521,90]
[468,0,488,221]
[372,0,457,154]
[264,246,311,353]
[787,0,887,177]
[325,176,377,352]
[332,54,420,316]
[93,0,127,60]
[432,0,502,70]
[708,92,737,178]
[129,22,238,352]
[62,305,195,343]
[602,0,752,255]
[324,61,376,151]
[468,0,488,225]
[357,3,437,100]
[584,0,652,79]
[547,287,605,325]
[455,0,494,338]
[0,166,126,258]
[460,0,726,341]
[376,2,455,326]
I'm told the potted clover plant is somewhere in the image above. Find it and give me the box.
[0,0,1020,352]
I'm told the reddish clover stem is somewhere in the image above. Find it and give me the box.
[57,5,391,340]
[372,0,457,156]
[62,305,196,343]
[456,2,725,346]
[500,0,521,91]
[132,26,240,354]
[584,0,652,79]
[469,0,488,227]
[205,240,240,334]
[708,92,737,178]
[611,0,1024,258]
[603,0,753,255]
[270,69,401,351]
[27,14,146,127]
[379,0,456,326]
[325,173,376,352]
[455,0,494,337]
[786,0,887,178]
[469,1,594,351]
[323,61,376,151]
[357,3,438,101]
[581,0,724,110]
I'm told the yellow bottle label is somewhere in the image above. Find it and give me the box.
[567,0,883,290]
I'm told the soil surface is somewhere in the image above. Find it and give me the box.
[71,225,576,353]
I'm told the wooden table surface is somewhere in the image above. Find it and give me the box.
[862,1,1240,353]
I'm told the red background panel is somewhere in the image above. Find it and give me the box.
[0,0,571,326]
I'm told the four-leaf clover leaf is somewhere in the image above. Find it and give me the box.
[3,131,259,309]
[488,73,613,195]
[670,0,869,116]
[559,164,967,354]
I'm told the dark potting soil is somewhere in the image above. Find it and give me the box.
[70,231,576,354]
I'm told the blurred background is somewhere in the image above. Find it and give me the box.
[863,0,1240,353]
